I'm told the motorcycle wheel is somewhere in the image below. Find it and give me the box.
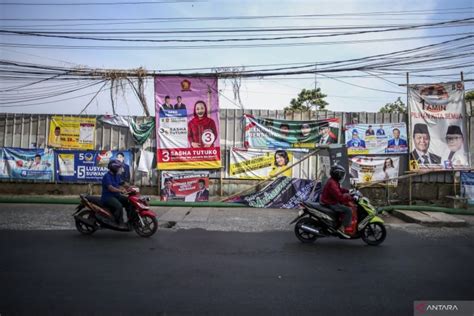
[294,218,319,243]
[75,210,97,235]
[361,222,386,246]
[134,214,158,238]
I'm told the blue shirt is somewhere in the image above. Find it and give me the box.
[101,172,121,202]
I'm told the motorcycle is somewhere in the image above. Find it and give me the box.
[73,186,158,238]
[290,189,386,246]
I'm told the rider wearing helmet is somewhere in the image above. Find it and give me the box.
[101,159,129,228]
[320,164,352,238]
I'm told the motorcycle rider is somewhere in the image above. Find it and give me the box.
[101,159,130,228]
[320,164,352,238]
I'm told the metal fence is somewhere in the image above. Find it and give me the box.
[1,101,472,187]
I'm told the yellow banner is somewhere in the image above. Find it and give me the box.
[49,116,96,150]
[157,160,222,170]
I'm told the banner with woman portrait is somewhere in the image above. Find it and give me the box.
[349,156,400,186]
[345,123,408,155]
[0,147,54,181]
[408,82,469,170]
[243,114,340,149]
[155,76,221,170]
[229,147,294,179]
[160,171,210,202]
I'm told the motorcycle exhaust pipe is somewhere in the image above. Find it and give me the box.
[300,224,324,236]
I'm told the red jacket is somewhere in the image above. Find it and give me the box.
[320,177,350,205]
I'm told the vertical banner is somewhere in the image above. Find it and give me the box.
[55,150,132,182]
[461,172,474,205]
[160,171,210,202]
[345,123,408,155]
[0,147,54,181]
[408,82,470,170]
[228,147,294,179]
[155,76,221,170]
[349,156,400,186]
[243,114,340,149]
[49,116,96,149]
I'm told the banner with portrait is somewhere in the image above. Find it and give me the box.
[349,156,400,186]
[461,172,474,205]
[48,116,96,150]
[225,177,321,209]
[229,147,294,179]
[0,147,54,181]
[55,150,132,182]
[160,171,210,202]
[154,76,221,170]
[345,123,408,155]
[408,82,469,170]
[243,114,340,149]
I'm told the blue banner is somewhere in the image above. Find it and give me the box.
[461,172,474,205]
[0,147,54,181]
[55,150,133,182]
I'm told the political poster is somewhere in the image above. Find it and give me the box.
[155,76,221,170]
[345,123,408,155]
[48,116,96,149]
[408,82,470,170]
[349,156,400,186]
[55,150,132,182]
[229,147,294,179]
[225,177,321,209]
[243,114,340,149]
[0,147,54,181]
[160,171,210,202]
[461,172,474,205]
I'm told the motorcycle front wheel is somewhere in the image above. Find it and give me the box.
[361,222,386,246]
[294,218,319,243]
[74,210,98,235]
[134,214,158,238]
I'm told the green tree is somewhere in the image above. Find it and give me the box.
[285,88,328,111]
[379,97,407,114]
[465,90,474,101]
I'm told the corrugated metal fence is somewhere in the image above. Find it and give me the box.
[1,102,472,188]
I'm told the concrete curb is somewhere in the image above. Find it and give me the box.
[391,210,468,227]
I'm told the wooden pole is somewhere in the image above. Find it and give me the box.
[406,72,413,205]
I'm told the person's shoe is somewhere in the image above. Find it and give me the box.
[337,227,350,238]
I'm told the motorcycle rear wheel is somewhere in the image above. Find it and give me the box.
[75,210,98,235]
[134,214,158,238]
[294,218,319,243]
[361,222,386,246]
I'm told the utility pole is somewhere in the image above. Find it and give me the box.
[314,63,318,90]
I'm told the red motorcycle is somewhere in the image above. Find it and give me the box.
[73,187,158,238]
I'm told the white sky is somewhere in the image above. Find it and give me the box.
[0,0,473,115]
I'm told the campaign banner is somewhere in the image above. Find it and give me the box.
[244,114,340,149]
[55,150,132,182]
[461,172,474,205]
[0,147,54,181]
[160,171,210,202]
[225,177,321,209]
[349,156,400,186]
[229,147,294,179]
[49,116,96,150]
[155,76,221,170]
[408,82,470,170]
[345,123,408,155]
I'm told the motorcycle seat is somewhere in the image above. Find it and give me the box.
[303,201,338,218]
[84,195,107,209]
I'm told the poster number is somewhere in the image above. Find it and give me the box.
[162,151,170,162]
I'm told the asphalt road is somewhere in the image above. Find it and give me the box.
[1,227,473,316]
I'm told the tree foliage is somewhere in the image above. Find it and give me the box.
[465,90,474,101]
[379,97,407,114]
[285,88,328,111]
